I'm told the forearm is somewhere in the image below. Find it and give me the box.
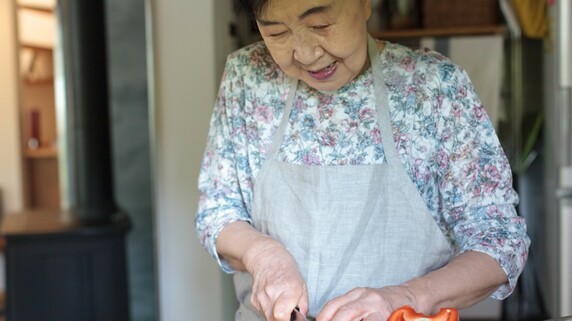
[403,251,507,314]
[216,220,282,271]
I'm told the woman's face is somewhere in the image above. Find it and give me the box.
[256,0,372,92]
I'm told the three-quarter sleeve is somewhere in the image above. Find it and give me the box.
[195,58,252,274]
[433,62,530,299]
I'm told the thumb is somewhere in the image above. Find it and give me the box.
[298,286,310,316]
[273,297,299,321]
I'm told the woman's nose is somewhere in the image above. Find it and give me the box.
[292,33,323,65]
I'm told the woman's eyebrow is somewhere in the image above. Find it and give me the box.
[298,5,332,20]
[257,19,280,26]
[257,4,332,26]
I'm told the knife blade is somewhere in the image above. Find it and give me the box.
[290,307,307,321]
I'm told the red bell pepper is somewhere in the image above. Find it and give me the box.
[388,306,459,321]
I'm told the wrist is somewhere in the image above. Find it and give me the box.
[241,234,285,273]
[217,221,278,271]
[402,277,436,314]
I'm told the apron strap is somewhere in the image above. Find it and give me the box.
[268,77,298,159]
[368,35,401,165]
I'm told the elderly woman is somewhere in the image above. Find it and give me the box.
[196,0,530,320]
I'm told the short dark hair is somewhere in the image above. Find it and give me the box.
[233,0,269,18]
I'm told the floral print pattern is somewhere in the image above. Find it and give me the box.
[196,40,530,299]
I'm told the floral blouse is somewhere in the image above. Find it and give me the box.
[196,40,530,299]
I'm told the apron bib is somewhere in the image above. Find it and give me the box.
[233,36,453,321]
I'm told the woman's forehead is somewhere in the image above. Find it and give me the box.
[260,0,343,20]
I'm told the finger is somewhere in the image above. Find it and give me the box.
[264,299,278,321]
[328,303,366,321]
[272,300,296,321]
[298,285,310,316]
[318,288,365,321]
[362,311,386,321]
[250,289,271,320]
[273,292,301,321]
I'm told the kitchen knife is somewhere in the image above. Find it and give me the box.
[290,307,307,321]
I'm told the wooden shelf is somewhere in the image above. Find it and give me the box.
[17,0,59,209]
[370,25,507,40]
[21,43,53,51]
[18,4,54,13]
[24,147,58,159]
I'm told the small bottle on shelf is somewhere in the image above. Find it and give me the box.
[28,108,40,150]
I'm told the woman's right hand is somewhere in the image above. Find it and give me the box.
[243,237,309,321]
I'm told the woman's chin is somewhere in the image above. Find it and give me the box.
[303,78,345,93]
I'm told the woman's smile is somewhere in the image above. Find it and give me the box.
[307,61,338,80]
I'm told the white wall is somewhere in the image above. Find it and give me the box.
[214,0,237,81]
[150,0,225,320]
[0,0,24,215]
[213,2,241,319]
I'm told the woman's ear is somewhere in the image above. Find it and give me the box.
[363,0,372,21]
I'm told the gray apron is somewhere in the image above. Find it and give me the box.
[233,36,453,321]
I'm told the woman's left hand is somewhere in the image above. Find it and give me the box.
[316,286,420,321]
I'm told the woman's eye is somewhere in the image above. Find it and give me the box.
[269,31,288,37]
[313,25,330,31]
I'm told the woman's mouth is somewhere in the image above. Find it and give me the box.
[308,62,337,81]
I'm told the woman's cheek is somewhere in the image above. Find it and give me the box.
[268,46,295,70]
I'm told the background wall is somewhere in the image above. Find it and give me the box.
[151,0,232,320]
[104,0,157,320]
[0,0,24,215]
[214,0,237,80]
[213,1,240,319]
